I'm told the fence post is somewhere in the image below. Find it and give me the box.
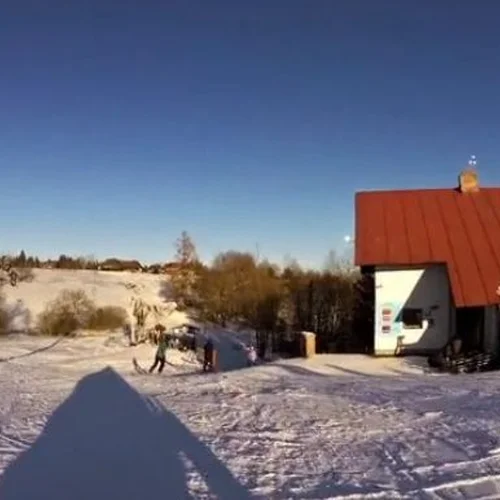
[211,349,218,372]
[300,331,316,358]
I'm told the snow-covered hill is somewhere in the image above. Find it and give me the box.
[2,269,189,332]
[1,334,500,499]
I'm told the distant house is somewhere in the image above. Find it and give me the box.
[122,260,143,272]
[146,264,163,274]
[355,160,500,356]
[163,262,182,275]
[99,259,143,272]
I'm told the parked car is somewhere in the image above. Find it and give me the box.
[171,323,200,335]
[168,329,197,352]
[178,332,196,351]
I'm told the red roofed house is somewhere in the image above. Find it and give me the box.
[355,162,500,356]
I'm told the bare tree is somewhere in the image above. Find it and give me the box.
[171,231,201,308]
[323,250,339,273]
[323,249,353,274]
[84,254,99,270]
[175,231,198,266]
[283,254,301,273]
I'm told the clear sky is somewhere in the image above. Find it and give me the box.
[2,1,500,267]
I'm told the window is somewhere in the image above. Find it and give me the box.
[401,308,423,329]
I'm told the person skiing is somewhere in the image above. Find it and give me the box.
[246,345,257,367]
[149,330,168,374]
[203,338,215,372]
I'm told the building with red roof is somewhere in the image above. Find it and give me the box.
[355,160,500,356]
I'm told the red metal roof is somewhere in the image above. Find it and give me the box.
[355,187,500,307]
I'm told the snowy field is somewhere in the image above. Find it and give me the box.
[2,334,500,499]
[2,268,189,332]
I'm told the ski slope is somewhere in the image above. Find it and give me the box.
[1,334,500,499]
[2,268,189,332]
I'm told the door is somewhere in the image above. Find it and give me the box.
[456,307,485,351]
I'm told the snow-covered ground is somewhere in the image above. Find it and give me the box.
[2,333,500,499]
[2,268,189,332]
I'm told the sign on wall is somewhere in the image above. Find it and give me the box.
[377,302,402,336]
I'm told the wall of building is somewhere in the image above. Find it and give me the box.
[484,306,499,353]
[374,265,451,356]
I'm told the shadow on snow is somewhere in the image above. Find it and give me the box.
[0,367,254,500]
[0,336,66,363]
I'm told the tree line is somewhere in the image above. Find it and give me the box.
[2,251,100,270]
[170,232,374,354]
[3,251,150,272]
[2,234,375,353]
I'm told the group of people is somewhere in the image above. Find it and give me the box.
[147,331,219,374]
[148,329,259,374]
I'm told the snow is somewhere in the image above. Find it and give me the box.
[1,333,500,499]
[1,270,500,498]
[2,268,189,332]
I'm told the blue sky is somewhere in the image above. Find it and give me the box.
[2,1,500,267]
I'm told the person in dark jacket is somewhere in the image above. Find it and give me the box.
[149,331,168,373]
[203,338,214,372]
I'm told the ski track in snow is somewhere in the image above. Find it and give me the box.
[1,336,500,498]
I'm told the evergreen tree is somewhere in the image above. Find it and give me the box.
[18,250,27,267]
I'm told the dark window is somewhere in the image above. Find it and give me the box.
[401,308,423,329]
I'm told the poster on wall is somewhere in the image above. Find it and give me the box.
[377,302,402,336]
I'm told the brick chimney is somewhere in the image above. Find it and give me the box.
[458,155,479,193]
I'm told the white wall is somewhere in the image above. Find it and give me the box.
[374,265,451,356]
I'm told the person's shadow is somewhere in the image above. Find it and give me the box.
[0,367,254,500]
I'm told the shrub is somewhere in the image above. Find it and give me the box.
[86,306,128,331]
[37,289,126,336]
[16,267,35,283]
[37,289,92,336]
[0,266,35,287]
[38,308,80,336]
